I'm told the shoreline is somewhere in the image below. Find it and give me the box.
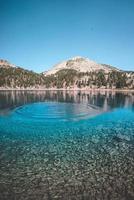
[0,88,134,92]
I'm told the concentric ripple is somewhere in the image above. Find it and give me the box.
[11,102,102,122]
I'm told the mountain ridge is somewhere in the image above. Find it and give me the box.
[0,59,16,68]
[0,57,133,90]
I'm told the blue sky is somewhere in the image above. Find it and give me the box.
[0,0,134,72]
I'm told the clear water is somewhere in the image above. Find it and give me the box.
[0,91,134,200]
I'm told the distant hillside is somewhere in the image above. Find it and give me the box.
[0,64,46,89]
[0,58,134,89]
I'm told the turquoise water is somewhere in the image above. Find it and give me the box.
[0,91,134,199]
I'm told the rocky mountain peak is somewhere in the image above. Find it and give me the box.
[70,56,85,60]
[44,56,119,76]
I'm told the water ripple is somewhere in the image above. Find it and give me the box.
[12,102,101,122]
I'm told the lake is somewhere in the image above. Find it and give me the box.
[0,90,134,200]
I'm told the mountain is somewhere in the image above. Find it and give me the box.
[44,56,120,76]
[0,60,46,89]
[0,59,16,68]
[0,57,133,89]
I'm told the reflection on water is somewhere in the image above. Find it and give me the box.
[0,90,134,115]
[0,90,134,200]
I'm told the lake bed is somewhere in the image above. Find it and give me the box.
[0,91,134,200]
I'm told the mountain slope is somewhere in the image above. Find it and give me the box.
[44,56,120,76]
[0,62,46,88]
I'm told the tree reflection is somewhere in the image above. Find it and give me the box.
[0,90,133,115]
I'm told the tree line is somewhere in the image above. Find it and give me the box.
[0,67,133,89]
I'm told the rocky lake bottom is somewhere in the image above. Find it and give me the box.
[0,91,134,200]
